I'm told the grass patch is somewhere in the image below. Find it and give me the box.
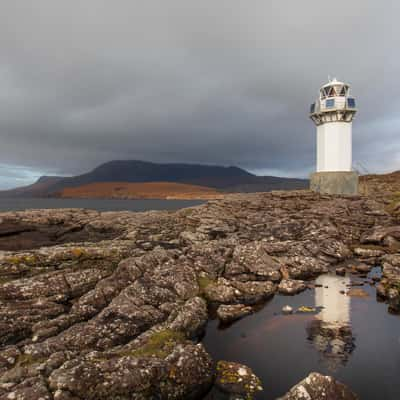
[197,275,217,301]
[4,254,38,266]
[16,353,46,367]
[119,329,186,359]
[197,275,216,291]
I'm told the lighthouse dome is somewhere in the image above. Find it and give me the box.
[310,78,356,118]
[320,78,349,99]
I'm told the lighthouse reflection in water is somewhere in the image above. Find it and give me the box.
[306,275,355,371]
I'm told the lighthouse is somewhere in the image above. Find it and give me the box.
[309,78,358,195]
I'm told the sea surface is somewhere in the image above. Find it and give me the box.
[0,198,204,212]
[203,268,400,400]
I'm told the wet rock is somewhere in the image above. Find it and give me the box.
[336,267,346,276]
[375,255,400,312]
[347,288,369,298]
[348,281,364,287]
[278,279,306,295]
[350,262,372,274]
[216,304,254,324]
[214,360,262,398]
[282,305,293,314]
[376,282,387,299]
[231,280,276,305]
[277,372,358,400]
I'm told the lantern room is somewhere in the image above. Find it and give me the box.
[310,78,357,125]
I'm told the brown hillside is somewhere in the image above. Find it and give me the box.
[360,171,400,197]
[59,181,224,200]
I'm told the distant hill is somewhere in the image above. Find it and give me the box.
[0,176,64,198]
[0,160,308,198]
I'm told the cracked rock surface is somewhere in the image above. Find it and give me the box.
[0,190,398,399]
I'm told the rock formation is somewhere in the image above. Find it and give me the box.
[0,189,399,399]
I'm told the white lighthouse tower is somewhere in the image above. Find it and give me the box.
[309,78,358,195]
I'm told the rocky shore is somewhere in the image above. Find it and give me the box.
[1,189,400,399]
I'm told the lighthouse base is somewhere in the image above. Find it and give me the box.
[310,171,358,195]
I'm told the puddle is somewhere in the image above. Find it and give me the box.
[203,268,400,399]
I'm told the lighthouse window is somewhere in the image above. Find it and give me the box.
[310,103,315,113]
[326,99,335,108]
[347,98,356,108]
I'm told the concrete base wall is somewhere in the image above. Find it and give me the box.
[310,171,359,195]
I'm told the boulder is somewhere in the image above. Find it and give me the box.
[350,262,372,274]
[48,334,214,400]
[282,305,293,314]
[216,304,254,324]
[214,360,262,398]
[281,256,329,280]
[360,226,400,244]
[203,278,275,305]
[226,241,282,281]
[277,372,358,400]
[278,279,307,295]
[352,246,386,258]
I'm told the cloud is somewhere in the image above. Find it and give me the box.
[0,163,53,189]
[0,0,398,188]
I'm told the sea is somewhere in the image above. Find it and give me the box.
[0,198,205,213]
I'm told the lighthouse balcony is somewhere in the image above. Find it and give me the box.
[309,97,356,124]
[310,109,356,125]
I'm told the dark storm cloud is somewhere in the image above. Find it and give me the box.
[0,0,399,188]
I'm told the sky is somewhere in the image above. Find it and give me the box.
[0,0,399,189]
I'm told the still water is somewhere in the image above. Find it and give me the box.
[203,269,400,400]
[0,198,204,212]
